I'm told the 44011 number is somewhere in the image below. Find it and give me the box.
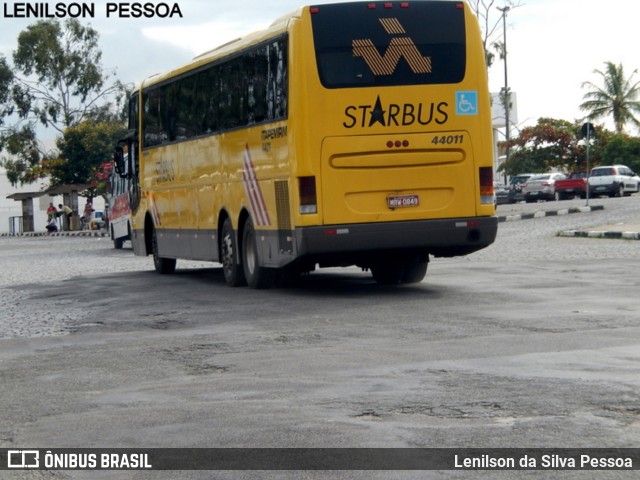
[431,134,464,145]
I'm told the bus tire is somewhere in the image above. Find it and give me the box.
[152,227,176,274]
[221,218,246,287]
[371,258,428,285]
[371,262,404,285]
[242,218,275,289]
[111,226,123,249]
[401,260,428,284]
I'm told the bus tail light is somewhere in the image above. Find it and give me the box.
[479,167,494,204]
[299,176,317,214]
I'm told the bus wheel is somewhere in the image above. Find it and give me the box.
[152,227,176,274]
[242,218,275,289]
[371,262,404,285]
[371,259,428,285]
[221,218,246,287]
[111,226,123,249]
[400,260,428,284]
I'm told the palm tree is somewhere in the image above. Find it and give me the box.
[580,62,640,133]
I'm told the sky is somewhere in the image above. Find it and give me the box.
[1,0,639,139]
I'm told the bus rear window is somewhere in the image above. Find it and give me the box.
[310,1,466,88]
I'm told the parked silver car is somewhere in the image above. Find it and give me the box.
[522,172,567,202]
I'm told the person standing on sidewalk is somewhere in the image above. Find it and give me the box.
[81,202,94,230]
[57,204,73,231]
[46,202,57,219]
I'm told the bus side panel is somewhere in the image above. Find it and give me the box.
[179,138,221,261]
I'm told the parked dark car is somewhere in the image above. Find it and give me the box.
[494,182,509,205]
[507,173,536,203]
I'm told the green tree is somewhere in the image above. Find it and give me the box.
[1,55,46,185]
[580,62,640,134]
[500,118,577,175]
[51,120,126,201]
[11,18,121,132]
[500,118,611,176]
[601,134,640,172]
[0,19,125,186]
[0,124,44,185]
[0,56,13,121]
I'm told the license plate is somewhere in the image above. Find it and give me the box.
[388,194,419,209]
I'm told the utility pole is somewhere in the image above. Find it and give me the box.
[498,6,510,184]
[582,122,595,207]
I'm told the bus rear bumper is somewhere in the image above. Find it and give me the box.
[295,216,498,260]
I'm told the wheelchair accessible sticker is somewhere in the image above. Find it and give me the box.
[456,91,478,116]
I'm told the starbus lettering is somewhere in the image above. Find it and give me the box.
[343,96,448,129]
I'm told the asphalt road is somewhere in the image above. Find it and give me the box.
[1,195,639,479]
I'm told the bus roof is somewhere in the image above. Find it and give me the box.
[137,1,470,91]
[140,7,302,90]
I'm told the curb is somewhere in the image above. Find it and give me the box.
[557,230,640,240]
[1,230,108,238]
[498,204,638,240]
[497,204,605,223]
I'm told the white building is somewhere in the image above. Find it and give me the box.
[0,168,57,234]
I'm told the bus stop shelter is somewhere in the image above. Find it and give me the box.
[6,191,47,234]
[6,184,91,234]
[46,183,91,231]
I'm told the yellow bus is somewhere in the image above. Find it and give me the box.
[115,0,497,288]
